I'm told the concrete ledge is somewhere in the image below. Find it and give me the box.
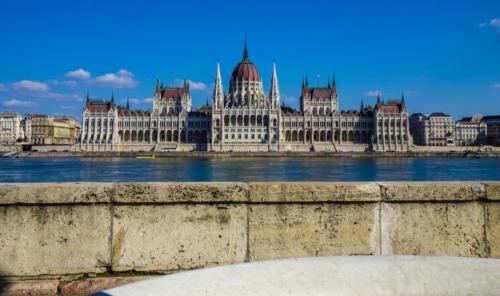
[485,182,500,200]
[102,256,500,296]
[0,183,113,204]
[248,182,381,202]
[112,183,249,203]
[380,182,485,201]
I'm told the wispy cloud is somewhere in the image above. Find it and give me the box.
[94,69,138,89]
[2,99,36,107]
[123,97,154,105]
[492,83,500,89]
[0,83,6,92]
[65,68,91,80]
[12,80,49,92]
[479,18,500,29]
[365,90,382,97]
[281,94,297,105]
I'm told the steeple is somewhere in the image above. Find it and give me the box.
[183,79,189,89]
[243,39,249,60]
[213,60,224,109]
[154,79,160,94]
[332,73,336,87]
[269,61,280,109]
[126,97,130,109]
[360,99,364,110]
[111,91,114,103]
[401,92,405,106]
[86,91,90,102]
[376,92,381,106]
[328,77,331,89]
[305,73,309,87]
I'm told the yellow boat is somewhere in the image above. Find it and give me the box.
[136,154,155,159]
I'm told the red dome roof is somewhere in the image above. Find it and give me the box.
[230,40,260,82]
[231,60,260,82]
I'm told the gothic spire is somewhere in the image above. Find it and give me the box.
[154,79,160,94]
[86,91,90,102]
[305,73,309,87]
[328,77,331,89]
[269,61,280,108]
[401,92,405,106]
[360,98,364,110]
[126,97,130,109]
[111,91,114,103]
[332,73,336,87]
[213,60,224,109]
[376,92,381,105]
[243,39,249,60]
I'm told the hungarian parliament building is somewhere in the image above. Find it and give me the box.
[80,43,412,152]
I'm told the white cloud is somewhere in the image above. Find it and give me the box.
[365,90,382,97]
[65,68,91,80]
[94,69,138,89]
[12,80,49,91]
[492,83,500,89]
[281,94,297,104]
[0,83,6,92]
[480,18,500,29]
[2,99,36,107]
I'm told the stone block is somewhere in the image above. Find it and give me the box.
[112,183,249,203]
[248,203,379,261]
[381,202,486,256]
[248,182,381,202]
[111,204,247,272]
[0,183,112,204]
[380,182,484,201]
[487,203,500,258]
[484,182,500,200]
[0,280,59,296]
[0,205,111,276]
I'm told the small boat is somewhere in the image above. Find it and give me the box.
[136,154,155,159]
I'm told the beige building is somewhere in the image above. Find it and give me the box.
[455,117,487,146]
[31,115,79,145]
[410,112,454,146]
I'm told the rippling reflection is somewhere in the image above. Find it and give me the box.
[0,157,499,182]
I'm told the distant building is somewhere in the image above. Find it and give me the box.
[0,111,30,145]
[455,117,487,146]
[31,115,79,145]
[481,115,500,146]
[409,112,454,146]
[80,42,412,152]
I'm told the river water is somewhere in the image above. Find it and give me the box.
[0,157,499,182]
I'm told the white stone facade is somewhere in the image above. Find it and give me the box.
[455,120,487,146]
[410,112,454,146]
[80,43,412,152]
[0,111,29,145]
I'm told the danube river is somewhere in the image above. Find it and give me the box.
[0,157,499,182]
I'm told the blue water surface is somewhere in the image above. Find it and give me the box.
[0,157,499,182]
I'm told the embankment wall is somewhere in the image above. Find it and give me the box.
[0,182,499,295]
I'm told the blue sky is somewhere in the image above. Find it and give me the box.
[0,0,499,120]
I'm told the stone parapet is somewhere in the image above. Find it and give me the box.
[0,182,499,295]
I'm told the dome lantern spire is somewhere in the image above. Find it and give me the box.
[243,39,249,60]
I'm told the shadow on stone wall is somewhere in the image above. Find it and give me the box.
[0,273,10,295]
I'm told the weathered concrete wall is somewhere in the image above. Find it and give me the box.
[0,182,499,295]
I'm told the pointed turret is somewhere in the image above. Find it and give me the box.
[401,92,405,106]
[86,91,90,102]
[269,61,280,108]
[126,97,130,110]
[111,91,115,103]
[213,60,224,109]
[328,77,331,89]
[360,99,364,110]
[332,73,336,88]
[376,92,381,106]
[154,79,160,94]
[305,73,309,87]
[243,39,249,60]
